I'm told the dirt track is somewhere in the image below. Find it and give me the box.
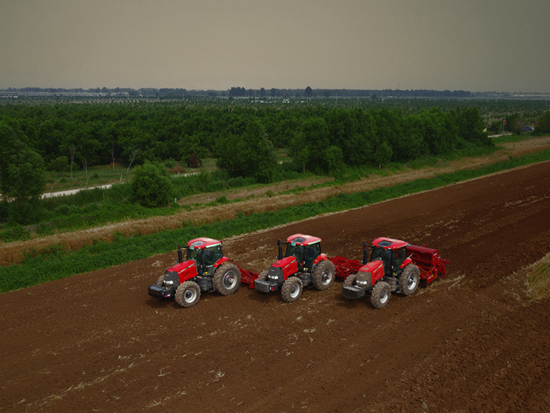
[1,161,550,412]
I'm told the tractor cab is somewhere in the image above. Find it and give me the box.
[185,238,223,277]
[282,234,322,272]
[368,238,408,276]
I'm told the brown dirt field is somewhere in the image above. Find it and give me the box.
[2,136,549,267]
[1,161,550,412]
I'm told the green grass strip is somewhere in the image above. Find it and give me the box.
[2,149,550,293]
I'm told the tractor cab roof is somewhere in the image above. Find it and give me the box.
[286,233,322,246]
[187,237,222,250]
[371,237,409,250]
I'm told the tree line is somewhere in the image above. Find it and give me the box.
[0,101,495,177]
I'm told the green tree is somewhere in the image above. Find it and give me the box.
[48,156,69,175]
[535,111,550,133]
[130,161,174,208]
[214,120,277,182]
[324,146,345,176]
[0,120,46,209]
[373,141,393,167]
[288,130,310,173]
[288,117,330,173]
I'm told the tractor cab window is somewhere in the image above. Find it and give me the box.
[285,244,304,262]
[203,246,222,266]
[393,247,406,269]
[304,244,321,270]
[187,248,202,263]
[371,247,386,262]
[371,247,391,272]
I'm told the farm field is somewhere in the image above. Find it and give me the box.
[1,160,549,412]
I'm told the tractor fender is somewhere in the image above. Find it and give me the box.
[400,257,413,268]
[312,253,328,265]
[213,257,231,268]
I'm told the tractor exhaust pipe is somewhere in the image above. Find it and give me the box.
[277,239,283,260]
[177,242,183,264]
[362,242,368,265]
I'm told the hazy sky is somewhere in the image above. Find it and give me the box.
[1,0,549,92]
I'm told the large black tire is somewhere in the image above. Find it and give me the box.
[175,281,201,308]
[155,275,164,287]
[213,262,241,296]
[344,273,357,288]
[257,270,268,282]
[281,277,303,303]
[370,282,391,309]
[312,260,336,291]
[399,264,420,296]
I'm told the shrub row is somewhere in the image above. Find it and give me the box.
[1,148,549,292]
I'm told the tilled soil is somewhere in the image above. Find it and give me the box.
[1,161,550,412]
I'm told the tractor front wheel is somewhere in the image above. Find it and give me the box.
[213,263,241,296]
[155,275,164,287]
[312,260,336,291]
[344,273,357,288]
[258,270,268,282]
[175,281,201,308]
[281,277,303,303]
[370,282,391,309]
[399,264,420,295]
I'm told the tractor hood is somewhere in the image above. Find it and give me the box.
[272,256,297,268]
[167,260,197,274]
[270,256,299,279]
[359,261,384,275]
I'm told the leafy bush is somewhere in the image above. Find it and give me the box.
[131,161,175,207]
[164,158,177,168]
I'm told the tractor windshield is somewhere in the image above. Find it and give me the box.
[371,247,391,269]
[186,248,202,263]
[285,244,304,262]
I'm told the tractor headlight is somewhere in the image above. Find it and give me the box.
[268,275,279,281]
[356,280,368,286]
[165,280,174,285]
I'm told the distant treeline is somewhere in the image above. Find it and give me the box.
[0,101,493,179]
[2,86,474,98]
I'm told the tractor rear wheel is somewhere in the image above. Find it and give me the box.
[175,281,201,308]
[213,262,241,296]
[155,275,164,287]
[344,273,357,288]
[281,277,303,303]
[258,270,268,282]
[312,260,336,291]
[399,264,420,295]
[370,282,391,309]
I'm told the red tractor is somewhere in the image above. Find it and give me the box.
[148,237,258,308]
[254,234,336,303]
[341,237,448,308]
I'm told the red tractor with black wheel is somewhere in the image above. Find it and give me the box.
[148,237,258,308]
[254,234,336,303]
[342,237,448,309]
